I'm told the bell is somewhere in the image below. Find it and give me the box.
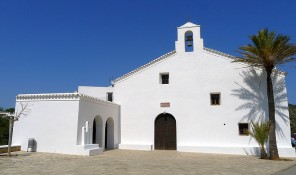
[187,41,192,47]
[186,35,193,47]
[186,35,193,41]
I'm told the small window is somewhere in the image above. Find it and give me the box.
[160,73,169,84]
[107,92,113,102]
[238,123,249,136]
[210,93,220,105]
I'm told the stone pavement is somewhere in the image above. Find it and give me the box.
[0,150,295,175]
[274,165,296,175]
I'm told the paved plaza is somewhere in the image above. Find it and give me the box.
[0,150,295,175]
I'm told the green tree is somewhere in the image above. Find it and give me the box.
[0,117,9,145]
[5,108,15,113]
[0,107,9,145]
[234,29,296,159]
[289,104,296,134]
[245,121,270,159]
[0,104,29,156]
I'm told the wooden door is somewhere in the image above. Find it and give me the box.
[155,114,176,150]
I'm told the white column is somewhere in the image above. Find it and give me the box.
[85,121,89,144]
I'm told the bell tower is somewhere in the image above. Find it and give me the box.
[175,22,204,53]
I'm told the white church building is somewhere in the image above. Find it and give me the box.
[12,22,295,157]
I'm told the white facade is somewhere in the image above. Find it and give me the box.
[13,93,120,156]
[12,22,295,157]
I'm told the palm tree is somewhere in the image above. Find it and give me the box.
[234,29,296,159]
[245,121,270,159]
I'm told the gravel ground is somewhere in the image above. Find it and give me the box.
[0,150,295,175]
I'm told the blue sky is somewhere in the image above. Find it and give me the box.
[0,0,296,108]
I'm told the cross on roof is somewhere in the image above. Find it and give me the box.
[187,16,191,22]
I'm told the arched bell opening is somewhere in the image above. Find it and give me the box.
[185,30,194,52]
[154,113,176,150]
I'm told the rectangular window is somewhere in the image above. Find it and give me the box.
[210,93,220,105]
[160,73,169,84]
[238,123,249,136]
[107,92,113,102]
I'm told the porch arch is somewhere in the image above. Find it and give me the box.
[105,117,114,150]
[92,115,103,147]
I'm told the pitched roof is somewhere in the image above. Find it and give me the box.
[113,47,239,83]
[203,47,237,60]
[178,22,200,29]
[113,50,177,83]
[203,47,286,75]
[113,45,288,84]
[16,93,119,106]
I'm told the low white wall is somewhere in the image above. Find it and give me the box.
[12,94,80,154]
[178,146,296,157]
[119,144,153,150]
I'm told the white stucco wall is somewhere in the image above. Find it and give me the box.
[12,94,80,155]
[78,86,113,100]
[114,22,294,157]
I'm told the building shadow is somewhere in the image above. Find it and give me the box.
[243,147,260,157]
[231,68,289,139]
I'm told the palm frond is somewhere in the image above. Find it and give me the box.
[245,121,270,147]
[234,28,296,71]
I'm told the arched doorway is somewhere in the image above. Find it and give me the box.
[104,117,114,150]
[154,113,176,150]
[92,116,103,147]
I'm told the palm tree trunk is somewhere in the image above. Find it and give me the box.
[7,118,14,157]
[266,70,279,159]
[260,146,268,159]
